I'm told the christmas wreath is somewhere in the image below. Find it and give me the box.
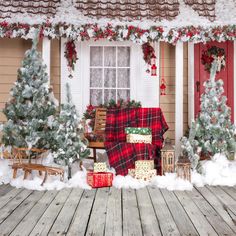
[201,46,226,73]
[142,42,156,66]
[64,40,78,77]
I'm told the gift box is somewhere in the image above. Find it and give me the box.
[135,169,156,181]
[125,127,152,135]
[135,160,154,171]
[128,166,156,181]
[94,162,107,173]
[128,168,136,177]
[126,134,152,144]
[87,172,113,188]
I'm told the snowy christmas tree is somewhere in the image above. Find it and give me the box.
[54,83,90,178]
[2,33,58,150]
[182,60,236,170]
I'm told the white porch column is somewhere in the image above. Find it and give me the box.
[234,41,236,124]
[188,42,195,126]
[42,38,51,84]
[155,41,160,106]
[175,42,184,157]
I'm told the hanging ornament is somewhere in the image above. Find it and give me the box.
[64,40,78,78]
[160,43,166,95]
[151,54,157,76]
[151,64,157,76]
[142,42,157,76]
[210,116,217,124]
[160,79,166,95]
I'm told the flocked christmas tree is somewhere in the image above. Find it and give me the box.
[2,32,58,150]
[53,83,90,178]
[182,60,236,170]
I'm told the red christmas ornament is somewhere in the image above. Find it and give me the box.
[160,43,166,95]
[160,80,166,95]
[151,64,157,76]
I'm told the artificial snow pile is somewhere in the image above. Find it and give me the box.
[113,173,193,191]
[0,153,235,191]
[0,157,91,191]
[192,154,236,187]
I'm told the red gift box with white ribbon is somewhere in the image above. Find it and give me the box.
[87,172,113,188]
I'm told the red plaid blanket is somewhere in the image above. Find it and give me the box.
[105,108,168,176]
[105,142,156,176]
[105,108,137,142]
[137,108,169,148]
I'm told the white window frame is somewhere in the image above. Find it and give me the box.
[89,45,131,105]
[61,39,160,117]
[80,40,139,113]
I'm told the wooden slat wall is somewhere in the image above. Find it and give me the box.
[0,38,60,123]
[0,38,32,122]
[160,42,188,144]
[50,39,60,101]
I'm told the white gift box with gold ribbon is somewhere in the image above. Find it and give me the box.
[134,169,156,181]
[94,162,107,173]
[135,160,154,172]
[126,134,152,144]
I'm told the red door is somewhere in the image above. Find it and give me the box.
[194,41,234,121]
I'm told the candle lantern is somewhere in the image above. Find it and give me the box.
[161,138,175,175]
[151,54,157,76]
[176,154,191,181]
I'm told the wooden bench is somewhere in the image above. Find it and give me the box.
[11,147,64,185]
[88,108,107,162]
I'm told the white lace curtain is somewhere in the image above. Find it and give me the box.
[90,46,130,106]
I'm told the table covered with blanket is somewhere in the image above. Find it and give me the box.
[105,108,168,176]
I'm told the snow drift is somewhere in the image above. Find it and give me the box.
[0,153,235,191]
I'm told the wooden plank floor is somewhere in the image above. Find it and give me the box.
[0,185,236,236]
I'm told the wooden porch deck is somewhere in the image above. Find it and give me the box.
[0,184,236,236]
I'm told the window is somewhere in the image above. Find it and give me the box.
[89,46,130,106]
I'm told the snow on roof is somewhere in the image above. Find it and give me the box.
[0,0,60,19]
[184,0,216,22]
[0,0,235,28]
[74,0,180,22]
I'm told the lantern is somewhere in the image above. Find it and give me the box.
[176,154,191,181]
[151,53,157,76]
[151,64,157,76]
[161,138,175,175]
[160,80,166,95]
